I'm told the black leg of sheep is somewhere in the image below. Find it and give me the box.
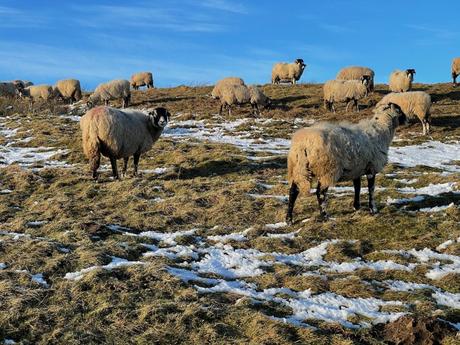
[286,183,299,225]
[133,152,141,176]
[109,156,119,179]
[122,158,129,177]
[353,178,361,210]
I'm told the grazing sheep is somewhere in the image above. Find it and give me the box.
[54,79,82,103]
[211,77,245,99]
[88,79,131,108]
[20,84,56,101]
[218,84,270,116]
[323,76,370,112]
[376,91,431,135]
[286,103,407,223]
[271,59,306,85]
[248,85,271,115]
[130,72,154,90]
[219,84,251,116]
[80,106,170,179]
[389,69,416,92]
[336,66,375,92]
[0,82,18,98]
[451,58,460,85]
[23,81,33,87]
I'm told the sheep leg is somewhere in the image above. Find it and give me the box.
[286,183,299,225]
[228,105,232,116]
[354,99,359,112]
[109,156,119,179]
[122,157,129,177]
[345,99,351,112]
[316,182,329,219]
[104,100,109,106]
[331,103,336,113]
[133,152,141,176]
[353,178,361,210]
[367,174,377,214]
[452,73,457,85]
[90,153,101,180]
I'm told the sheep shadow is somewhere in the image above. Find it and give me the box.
[431,90,460,103]
[166,156,286,180]
[275,95,307,103]
[390,192,460,212]
[431,114,460,129]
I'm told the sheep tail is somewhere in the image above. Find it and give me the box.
[288,145,312,194]
[82,122,100,160]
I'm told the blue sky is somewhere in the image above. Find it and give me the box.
[1,1,459,90]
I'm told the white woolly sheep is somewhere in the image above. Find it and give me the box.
[389,69,416,92]
[88,79,131,108]
[323,76,370,112]
[451,58,460,85]
[211,77,245,99]
[376,91,432,135]
[271,59,306,85]
[80,106,170,179]
[218,84,270,116]
[20,84,56,101]
[0,82,18,98]
[337,66,375,92]
[286,103,407,223]
[54,79,82,103]
[130,72,154,90]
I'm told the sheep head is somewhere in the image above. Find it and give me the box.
[295,59,306,70]
[149,107,171,128]
[406,69,416,81]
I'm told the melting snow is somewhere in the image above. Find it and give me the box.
[64,257,144,281]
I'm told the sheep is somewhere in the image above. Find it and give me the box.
[451,58,460,85]
[285,103,407,223]
[130,72,154,90]
[219,84,250,116]
[389,69,416,92]
[248,85,271,115]
[211,77,245,99]
[376,91,431,135]
[88,79,131,108]
[80,106,170,180]
[218,84,270,116]
[54,79,82,103]
[336,66,375,92]
[323,76,370,112]
[271,59,306,85]
[0,82,18,98]
[20,84,56,101]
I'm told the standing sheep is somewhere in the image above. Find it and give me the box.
[286,103,407,223]
[376,91,431,135]
[451,58,460,85]
[336,66,375,92]
[271,59,306,85]
[218,84,270,116]
[54,79,82,103]
[389,69,416,92]
[88,80,131,108]
[80,106,170,179]
[130,72,154,90]
[323,76,370,112]
[20,85,56,101]
[211,77,245,99]
[0,82,18,98]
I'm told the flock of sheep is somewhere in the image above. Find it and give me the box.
[2,57,460,224]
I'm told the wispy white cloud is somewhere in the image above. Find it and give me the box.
[199,0,248,14]
[0,5,47,28]
[72,4,226,32]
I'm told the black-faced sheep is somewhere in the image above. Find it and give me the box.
[271,59,306,85]
[286,103,407,223]
[389,69,416,92]
[80,106,170,180]
[376,91,431,135]
[336,66,375,92]
[323,76,370,112]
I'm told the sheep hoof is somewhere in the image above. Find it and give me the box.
[286,216,293,225]
[369,208,378,215]
[319,212,330,221]
[353,204,361,211]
